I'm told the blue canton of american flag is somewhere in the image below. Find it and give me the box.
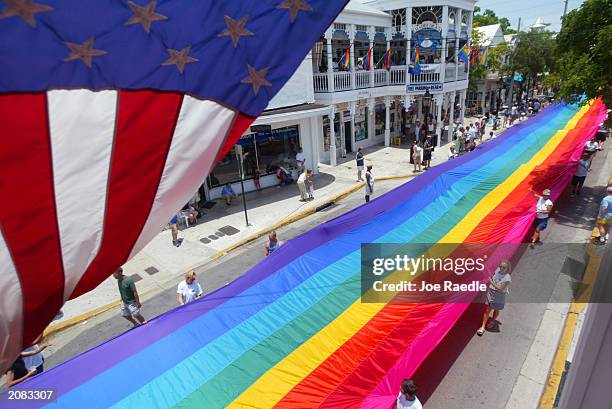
[0,0,348,373]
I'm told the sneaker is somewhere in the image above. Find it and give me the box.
[600,236,606,244]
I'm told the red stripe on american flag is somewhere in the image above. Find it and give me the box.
[216,112,254,163]
[0,93,65,345]
[71,90,184,298]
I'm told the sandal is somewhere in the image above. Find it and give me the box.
[476,328,485,336]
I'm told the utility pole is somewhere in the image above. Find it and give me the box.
[506,17,521,107]
[234,145,250,227]
[563,0,569,18]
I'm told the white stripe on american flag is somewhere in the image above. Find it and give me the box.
[0,230,23,372]
[129,97,236,257]
[48,90,117,300]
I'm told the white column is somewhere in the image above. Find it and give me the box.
[309,116,321,174]
[460,90,466,123]
[449,90,456,132]
[328,106,336,166]
[405,7,412,83]
[455,9,462,80]
[349,24,356,89]
[325,29,334,92]
[349,101,356,152]
[368,27,375,87]
[367,99,375,143]
[339,109,347,157]
[384,96,391,147]
[385,31,391,83]
[435,94,443,146]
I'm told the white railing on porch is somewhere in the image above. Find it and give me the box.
[389,66,405,85]
[355,71,370,89]
[408,71,440,84]
[314,64,466,92]
[374,69,387,86]
[313,73,329,93]
[334,71,352,91]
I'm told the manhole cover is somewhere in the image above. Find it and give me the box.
[218,225,240,236]
[130,274,143,283]
[208,235,219,240]
[200,237,211,244]
[144,267,159,275]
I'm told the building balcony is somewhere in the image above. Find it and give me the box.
[314,65,446,93]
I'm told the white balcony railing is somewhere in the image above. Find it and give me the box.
[458,69,468,81]
[409,71,440,84]
[374,69,387,86]
[334,71,352,91]
[355,71,370,89]
[389,66,405,85]
[313,64,464,92]
[313,73,329,93]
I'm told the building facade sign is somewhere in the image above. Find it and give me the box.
[406,83,443,93]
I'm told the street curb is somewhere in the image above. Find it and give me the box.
[44,174,417,338]
[538,243,604,409]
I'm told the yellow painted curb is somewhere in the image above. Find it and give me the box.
[44,300,120,337]
[538,243,603,408]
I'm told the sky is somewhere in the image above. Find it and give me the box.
[475,0,584,32]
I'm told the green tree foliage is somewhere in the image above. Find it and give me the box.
[473,6,516,34]
[553,0,612,109]
[468,27,511,91]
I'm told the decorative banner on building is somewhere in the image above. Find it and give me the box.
[406,83,443,93]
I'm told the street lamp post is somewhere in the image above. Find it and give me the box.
[234,145,250,227]
[423,89,432,135]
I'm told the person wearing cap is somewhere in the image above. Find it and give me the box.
[584,137,599,157]
[596,187,612,244]
[530,188,553,247]
[571,154,591,196]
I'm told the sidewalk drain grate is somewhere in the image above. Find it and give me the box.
[219,225,240,236]
[130,274,143,283]
[208,235,219,240]
[200,237,211,244]
[144,267,159,275]
[215,231,226,237]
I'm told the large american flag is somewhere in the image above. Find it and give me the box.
[0,0,348,372]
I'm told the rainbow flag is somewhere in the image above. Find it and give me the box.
[10,100,606,408]
[385,47,391,69]
[458,43,469,64]
[339,47,350,70]
[363,47,373,70]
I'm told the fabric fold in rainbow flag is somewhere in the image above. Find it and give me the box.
[8,100,606,409]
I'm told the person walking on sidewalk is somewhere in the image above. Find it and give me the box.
[530,188,553,248]
[297,169,309,201]
[222,183,238,205]
[21,334,50,374]
[356,147,365,181]
[396,379,423,409]
[422,135,433,170]
[4,356,37,388]
[169,215,182,248]
[295,147,306,174]
[412,141,423,173]
[264,230,285,256]
[571,154,591,196]
[177,271,203,305]
[113,268,147,327]
[477,260,512,336]
[365,165,374,203]
[305,170,314,200]
[596,186,612,244]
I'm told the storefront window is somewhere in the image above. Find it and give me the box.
[355,106,368,142]
[375,103,385,136]
[208,125,300,188]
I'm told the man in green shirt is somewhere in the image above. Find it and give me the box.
[113,268,147,327]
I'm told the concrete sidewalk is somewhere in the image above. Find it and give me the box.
[48,122,507,334]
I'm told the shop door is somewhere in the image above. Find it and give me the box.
[344,121,352,153]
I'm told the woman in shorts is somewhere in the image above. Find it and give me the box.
[477,260,512,336]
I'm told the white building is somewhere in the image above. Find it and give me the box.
[467,23,506,114]
[206,0,476,200]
